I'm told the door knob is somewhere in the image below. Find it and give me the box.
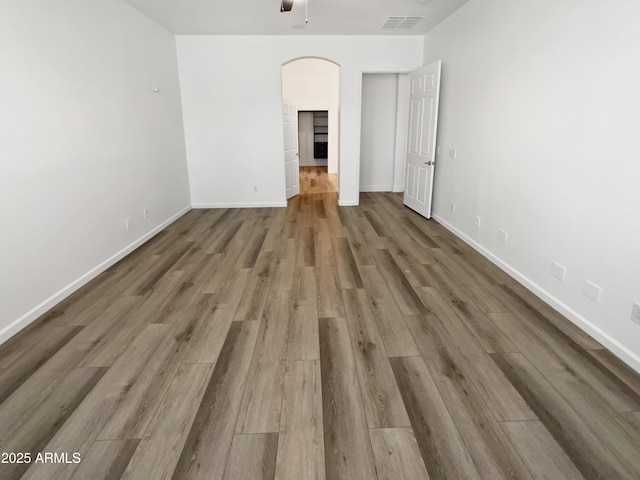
[423,161,433,165]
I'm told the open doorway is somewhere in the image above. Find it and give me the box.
[281,58,340,197]
[297,110,336,194]
[360,72,410,194]
[299,111,328,167]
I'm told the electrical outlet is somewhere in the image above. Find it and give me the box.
[125,217,131,230]
[143,209,149,220]
[632,302,640,325]
[475,216,481,227]
[551,262,566,282]
[582,280,601,303]
[451,202,456,213]
[498,229,508,243]
[449,148,457,159]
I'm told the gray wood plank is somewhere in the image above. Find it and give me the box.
[182,270,250,364]
[501,421,585,480]
[413,289,536,422]
[380,235,432,287]
[233,251,276,322]
[124,241,193,296]
[423,264,518,353]
[490,311,640,440]
[270,238,296,292]
[21,324,168,480]
[315,248,345,318]
[497,283,601,350]
[362,210,394,238]
[344,224,377,267]
[287,266,320,360]
[224,433,278,480]
[201,239,245,292]
[171,321,259,480]
[0,326,82,404]
[331,236,364,289]
[295,225,316,267]
[319,317,377,480]
[81,272,184,367]
[0,324,80,370]
[235,291,290,434]
[0,304,142,440]
[389,356,481,480]
[587,348,640,410]
[491,352,638,480]
[359,265,420,357]
[97,308,207,440]
[622,411,640,432]
[237,227,269,269]
[313,218,333,252]
[371,249,427,316]
[69,439,140,480]
[275,360,325,480]
[342,288,410,428]
[370,428,430,480]
[0,367,106,480]
[120,363,212,480]
[402,316,533,479]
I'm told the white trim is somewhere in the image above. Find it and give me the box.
[192,202,287,208]
[0,205,191,345]
[432,213,640,374]
[359,185,393,192]
[392,185,404,193]
[338,200,359,206]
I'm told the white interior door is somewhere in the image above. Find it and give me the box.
[403,60,442,218]
[283,99,300,199]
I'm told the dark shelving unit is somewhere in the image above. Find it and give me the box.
[313,111,328,159]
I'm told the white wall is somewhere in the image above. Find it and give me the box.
[176,35,423,207]
[424,0,640,371]
[0,0,191,342]
[360,73,398,191]
[282,58,339,173]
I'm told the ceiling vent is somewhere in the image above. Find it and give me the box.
[382,16,424,29]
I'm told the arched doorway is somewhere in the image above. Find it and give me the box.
[281,57,341,198]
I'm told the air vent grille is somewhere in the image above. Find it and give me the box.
[382,16,424,29]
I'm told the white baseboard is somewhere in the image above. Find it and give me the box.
[359,185,393,192]
[432,213,640,374]
[192,202,287,208]
[338,200,359,206]
[392,185,404,193]
[0,205,192,345]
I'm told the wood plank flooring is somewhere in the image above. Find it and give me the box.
[1,168,640,479]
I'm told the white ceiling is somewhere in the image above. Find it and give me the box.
[122,0,470,35]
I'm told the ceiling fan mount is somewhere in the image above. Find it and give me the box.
[280,0,294,12]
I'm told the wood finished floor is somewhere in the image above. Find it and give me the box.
[2,169,640,479]
[299,166,336,194]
